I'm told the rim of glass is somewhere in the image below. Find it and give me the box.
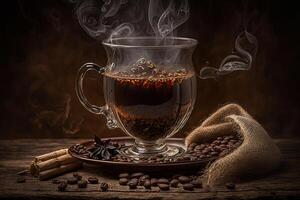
[102,36,198,48]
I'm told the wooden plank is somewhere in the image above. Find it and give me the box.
[0,139,299,199]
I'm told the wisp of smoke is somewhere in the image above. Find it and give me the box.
[75,0,190,41]
[148,0,189,38]
[199,30,258,79]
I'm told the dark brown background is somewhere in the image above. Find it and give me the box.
[1,0,299,139]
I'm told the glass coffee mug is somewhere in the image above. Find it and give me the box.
[76,37,198,159]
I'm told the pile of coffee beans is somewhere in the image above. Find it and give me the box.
[117,171,207,191]
[52,173,109,192]
[71,134,242,164]
[184,134,242,161]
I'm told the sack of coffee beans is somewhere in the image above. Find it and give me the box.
[185,103,281,186]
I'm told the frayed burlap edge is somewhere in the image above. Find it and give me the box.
[185,104,281,186]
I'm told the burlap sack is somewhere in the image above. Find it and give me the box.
[185,103,281,186]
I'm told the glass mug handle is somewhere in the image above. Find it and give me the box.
[75,63,118,129]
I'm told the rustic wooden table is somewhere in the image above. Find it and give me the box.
[0,138,299,200]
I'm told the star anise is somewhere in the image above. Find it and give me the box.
[88,136,119,160]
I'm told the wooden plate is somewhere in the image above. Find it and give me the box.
[68,137,215,172]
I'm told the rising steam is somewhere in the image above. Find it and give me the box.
[199,30,258,79]
[148,0,189,37]
[75,0,190,40]
[75,0,128,39]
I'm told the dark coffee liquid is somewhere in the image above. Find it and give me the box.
[104,72,196,141]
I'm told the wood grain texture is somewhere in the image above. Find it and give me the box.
[0,138,299,199]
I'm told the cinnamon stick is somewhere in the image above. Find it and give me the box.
[34,149,68,162]
[30,154,78,176]
[38,162,82,181]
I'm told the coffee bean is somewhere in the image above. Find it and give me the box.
[229,139,237,143]
[189,175,197,180]
[178,176,190,184]
[67,177,78,185]
[78,180,88,188]
[170,179,179,187]
[213,140,220,145]
[158,178,169,184]
[158,183,169,190]
[118,173,129,178]
[88,177,99,184]
[150,178,158,186]
[138,176,150,186]
[191,179,202,188]
[144,179,151,189]
[183,155,191,160]
[221,140,228,144]
[52,179,61,184]
[183,183,194,191]
[128,178,138,189]
[131,172,144,178]
[213,146,222,152]
[189,143,197,149]
[119,178,128,185]
[16,177,26,183]
[73,173,82,180]
[202,149,209,155]
[139,175,150,182]
[225,182,236,190]
[195,145,203,150]
[100,182,109,191]
[210,152,218,156]
[224,136,231,140]
[58,181,67,192]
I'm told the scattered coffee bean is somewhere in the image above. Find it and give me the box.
[67,177,78,185]
[88,177,99,184]
[139,175,150,185]
[150,178,158,186]
[16,177,26,183]
[58,181,67,192]
[183,183,194,191]
[170,179,179,188]
[73,173,82,180]
[100,182,109,191]
[78,180,88,188]
[158,183,169,191]
[52,179,61,184]
[178,176,190,184]
[131,172,144,178]
[158,178,169,184]
[119,178,128,185]
[144,179,151,189]
[225,182,236,190]
[128,178,138,189]
[118,173,129,179]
